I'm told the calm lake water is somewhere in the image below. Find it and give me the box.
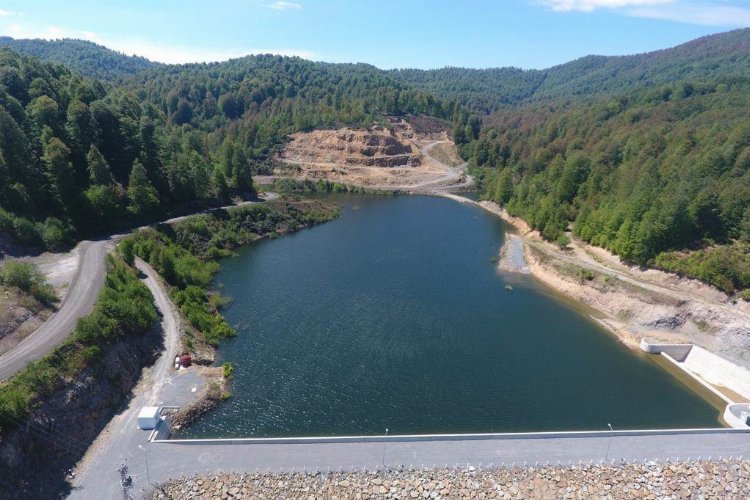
[182,195,721,438]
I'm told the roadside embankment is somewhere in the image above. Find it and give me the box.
[154,460,750,499]
[0,257,160,499]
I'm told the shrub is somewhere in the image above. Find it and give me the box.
[38,217,75,250]
[556,235,571,249]
[577,268,595,282]
[222,361,234,379]
[0,260,56,304]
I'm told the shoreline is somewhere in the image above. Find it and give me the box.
[443,194,644,350]
[438,193,750,410]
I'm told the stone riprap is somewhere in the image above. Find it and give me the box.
[153,460,749,499]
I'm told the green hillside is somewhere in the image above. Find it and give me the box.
[0,48,452,252]
[391,29,750,111]
[462,76,750,295]
[0,37,159,80]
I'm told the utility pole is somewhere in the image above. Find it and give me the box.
[138,445,152,485]
[382,428,389,468]
[605,423,614,461]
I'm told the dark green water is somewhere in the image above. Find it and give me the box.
[183,195,720,438]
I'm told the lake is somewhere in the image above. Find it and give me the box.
[182,195,721,438]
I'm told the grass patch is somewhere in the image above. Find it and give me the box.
[0,260,57,305]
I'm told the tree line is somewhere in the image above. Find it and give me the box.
[461,77,750,295]
[0,49,456,252]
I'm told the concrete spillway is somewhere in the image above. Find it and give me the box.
[640,338,750,429]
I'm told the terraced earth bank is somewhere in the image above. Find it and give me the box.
[276,116,467,190]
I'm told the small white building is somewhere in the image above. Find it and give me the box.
[137,406,161,430]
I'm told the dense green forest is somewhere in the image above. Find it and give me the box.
[2,29,750,295]
[461,77,750,294]
[0,37,159,81]
[391,29,750,112]
[0,47,451,252]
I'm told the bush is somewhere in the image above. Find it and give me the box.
[556,235,571,249]
[0,260,56,304]
[0,256,156,429]
[12,217,41,247]
[38,217,75,250]
[577,268,595,282]
[654,242,750,293]
[222,361,234,379]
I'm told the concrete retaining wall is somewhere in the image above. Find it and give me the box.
[684,346,750,401]
[150,417,172,441]
[724,404,750,429]
[153,427,749,445]
[639,339,693,361]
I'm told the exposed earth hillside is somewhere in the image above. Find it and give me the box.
[276,117,470,191]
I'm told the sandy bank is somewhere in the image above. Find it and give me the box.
[440,194,750,374]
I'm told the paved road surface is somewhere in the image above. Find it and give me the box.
[0,239,112,381]
[68,259,188,500]
[71,428,750,499]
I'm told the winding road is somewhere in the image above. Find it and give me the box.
[0,239,112,381]
[0,195,277,382]
[68,258,186,500]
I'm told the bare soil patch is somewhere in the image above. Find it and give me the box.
[276,116,469,191]
[0,287,53,356]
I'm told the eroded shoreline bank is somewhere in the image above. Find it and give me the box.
[438,193,750,412]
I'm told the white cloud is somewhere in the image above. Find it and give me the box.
[266,1,302,10]
[629,4,750,26]
[539,0,672,11]
[537,0,750,27]
[0,9,21,17]
[0,24,315,63]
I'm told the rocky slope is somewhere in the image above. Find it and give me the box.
[281,126,422,168]
[0,326,162,498]
[153,460,750,499]
[276,117,466,191]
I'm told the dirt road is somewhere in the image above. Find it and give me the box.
[465,199,750,368]
[0,239,112,381]
[68,258,188,500]
[0,195,276,382]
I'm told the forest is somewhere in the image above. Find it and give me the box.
[391,28,750,112]
[1,29,750,295]
[0,47,451,251]
[458,77,750,295]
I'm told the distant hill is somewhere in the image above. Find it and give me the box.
[390,28,750,111]
[6,29,750,109]
[0,37,160,80]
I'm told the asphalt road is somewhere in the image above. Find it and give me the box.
[0,239,112,381]
[68,259,187,500]
[71,428,750,499]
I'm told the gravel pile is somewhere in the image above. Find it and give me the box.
[153,460,749,499]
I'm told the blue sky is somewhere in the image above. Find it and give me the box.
[1,0,749,69]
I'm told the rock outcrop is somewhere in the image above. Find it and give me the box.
[0,327,162,499]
